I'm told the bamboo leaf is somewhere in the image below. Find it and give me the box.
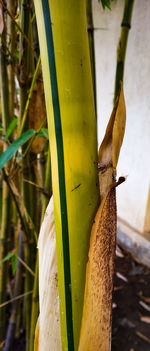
[98,0,111,10]
[4,117,18,141]
[36,128,49,139]
[0,252,15,264]
[11,255,17,275]
[0,129,35,170]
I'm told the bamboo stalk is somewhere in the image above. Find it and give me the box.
[114,0,134,101]
[34,1,99,349]
[29,149,51,351]
[86,0,97,109]
[0,6,11,342]
[41,149,52,222]
[19,2,37,348]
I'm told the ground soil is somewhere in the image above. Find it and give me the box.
[112,247,150,351]
[11,248,150,350]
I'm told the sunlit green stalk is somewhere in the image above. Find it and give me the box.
[86,0,96,108]
[114,0,134,101]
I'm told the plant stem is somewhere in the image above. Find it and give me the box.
[29,148,51,351]
[86,0,97,110]
[0,7,11,343]
[19,2,36,348]
[34,1,99,349]
[41,149,52,222]
[114,0,134,101]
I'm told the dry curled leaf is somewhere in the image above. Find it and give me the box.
[98,84,126,171]
[28,67,47,154]
[35,197,61,351]
[98,85,126,200]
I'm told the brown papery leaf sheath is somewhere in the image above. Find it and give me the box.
[78,186,117,351]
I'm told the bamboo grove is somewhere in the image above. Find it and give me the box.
[0,0,134,350]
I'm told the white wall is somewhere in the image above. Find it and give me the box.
[93,0,150,232]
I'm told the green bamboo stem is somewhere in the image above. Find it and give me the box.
[86,0,97,109]
[114,0,134,101]
[34,1,99,349]
[0,8,11,343]
[29,148,52,351]
[41,149,52,222]
[19,2,37,348]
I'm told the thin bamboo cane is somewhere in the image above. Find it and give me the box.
[114,0,134,101]
[19,2,37,348]
[0,7,11,342]
[30,149,52,351]
[86,0,97,109]
[41,149,52,222]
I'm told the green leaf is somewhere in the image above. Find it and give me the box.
[11,254,17,275]
[0,252,15,264]
[0,129,35,170]
[5,117,18,141]
[36,128,49,139]
[98,0,111,10]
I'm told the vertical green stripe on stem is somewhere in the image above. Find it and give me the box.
[41,1,74,350]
